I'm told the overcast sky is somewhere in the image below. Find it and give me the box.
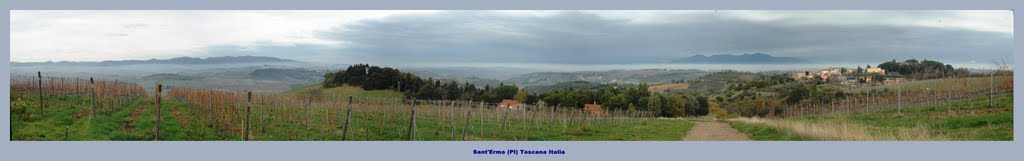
[10,10,1013,65]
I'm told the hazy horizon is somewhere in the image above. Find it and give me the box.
[10,55,1010,74]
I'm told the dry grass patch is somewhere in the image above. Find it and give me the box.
[731,117,949,141]
[648,83,689,93]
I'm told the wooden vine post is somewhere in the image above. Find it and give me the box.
[897,82,902,114]
[207,93,214,129]
[244,91,251,141]
[154,82,162,141]
[37,71,43,113]
[407,99,417,141]
[478,102,484,139]
[450,101,456,140]
[462,101,471,140]
[522,105,528,140]
[832,100,838,115]
[90,78,97,119]
[342,96,353,141]
[989,72,995,107]
[75,79,80,106]
[947,76,953,113]
[305,94,311,140]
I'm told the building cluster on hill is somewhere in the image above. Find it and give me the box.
[790,65,906,86]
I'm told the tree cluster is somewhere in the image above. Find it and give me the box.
[877,59,968,79]
[323,64,524,102]
[537,84,708,117]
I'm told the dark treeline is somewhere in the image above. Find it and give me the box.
[323,64,422,91]
[538,84,710,117]
[323,64,521,102]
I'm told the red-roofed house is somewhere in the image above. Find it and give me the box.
[584,103,603,116]
[499,99,524,110]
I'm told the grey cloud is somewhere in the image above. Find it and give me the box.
[307,11,1013,64]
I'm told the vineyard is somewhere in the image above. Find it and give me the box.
[769,75,1013,117]
[9,71,1013,141]
[11,72,690,141]
[725,73,1014,141]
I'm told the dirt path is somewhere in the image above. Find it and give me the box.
[122,104,147,132]
[683,121,751,141]
[70,108,94,121]
[169,104,190,128]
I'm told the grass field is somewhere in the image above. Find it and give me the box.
[728,121,812,141]
[729,92,1013,141]
[648,83,690,94]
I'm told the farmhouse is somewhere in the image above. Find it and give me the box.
[790,71,810,80]
[499,99,525,110]
[584,103,603,115]
[866,67,886,74]
[816,67,850,82]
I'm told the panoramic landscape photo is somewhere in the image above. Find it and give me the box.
[8,10,1013,141]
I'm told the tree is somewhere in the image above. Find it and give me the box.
[415,84,441,100]
[637,96,650,111]
[665,95,687,117]
[606,94,630,110]
[785,84,808,104]
[695,95,709,116]
[513,89,529,102]
[541,92,559,106]
[646,94,664,116]
[443,81,460,100]
[491,85,519,101]
[877,59,961,77]
[708,99,734,119]
[460,82,478,100]
[834,91,847,99]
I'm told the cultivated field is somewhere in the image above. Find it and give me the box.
[10,73,692,141]
[775,76,1012,117]
[9,73,1012,141]
[648,83,690,94]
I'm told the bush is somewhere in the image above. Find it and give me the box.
[708,99,736,120]
[12,97,33,121]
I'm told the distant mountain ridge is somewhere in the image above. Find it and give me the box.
[673,53,807,64]
[12,56,297,66]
